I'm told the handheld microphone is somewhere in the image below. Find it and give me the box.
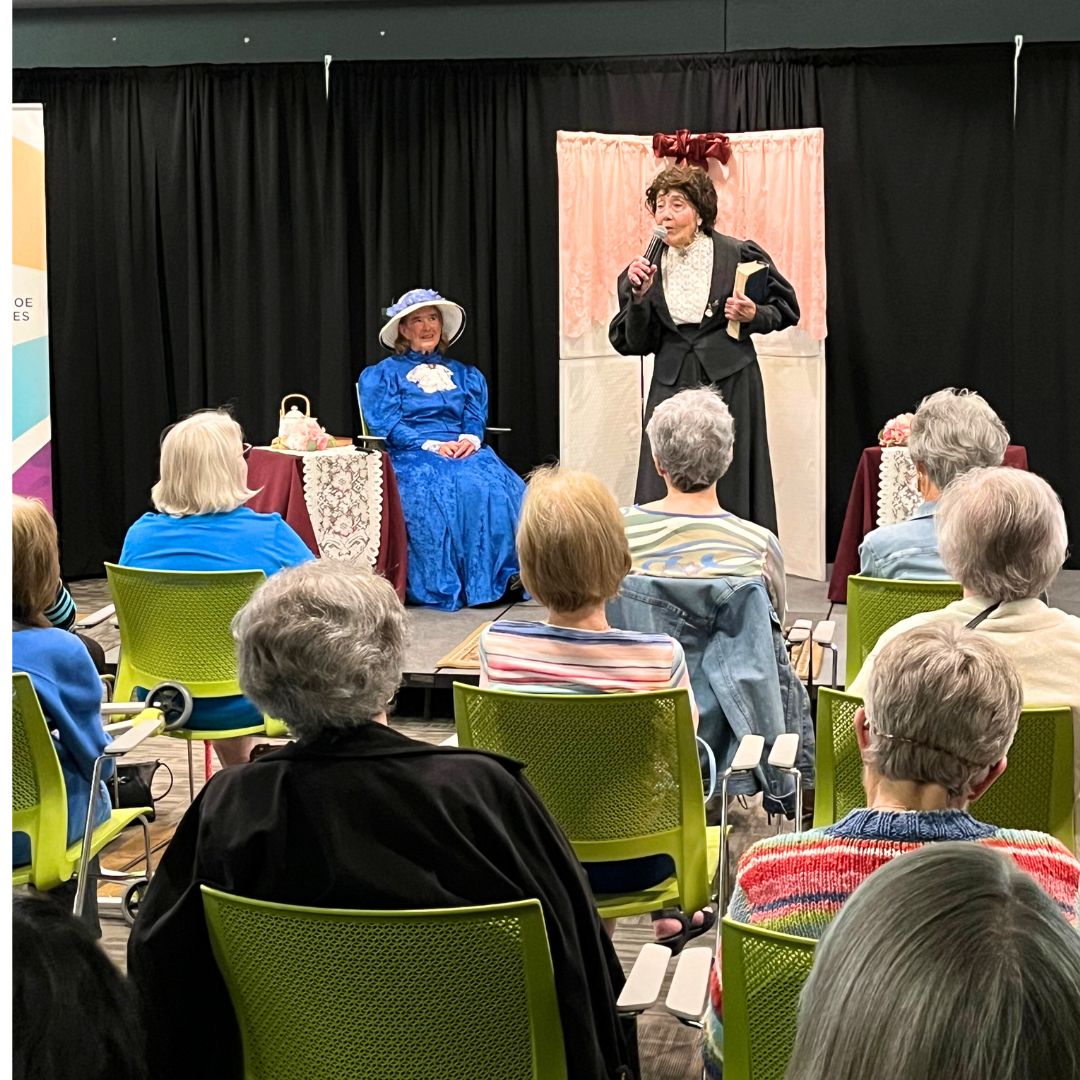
[643,225,668,267]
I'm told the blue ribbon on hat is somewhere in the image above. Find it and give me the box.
[386,289,446,318]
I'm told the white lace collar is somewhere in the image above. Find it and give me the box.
[406,362,457,394]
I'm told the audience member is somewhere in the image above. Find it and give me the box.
[119,409,314,765]
[128,561,634,1080]
[479,465,712,952]
[850,466,1080,835]
[703,623,1079,1078]
[859,387,1008,580]
[621,387,785,618]
[13,893,147,1080]
[12,496,113,889]
[785,844,1080,1080]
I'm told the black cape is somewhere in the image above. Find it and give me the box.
[609,232,800,531]
[128,723,635,1079]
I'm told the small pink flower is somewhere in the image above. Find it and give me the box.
[878,412,914,447]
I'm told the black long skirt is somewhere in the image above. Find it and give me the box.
[635,358,778,535]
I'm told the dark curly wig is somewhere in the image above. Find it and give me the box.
[644,164,718,233]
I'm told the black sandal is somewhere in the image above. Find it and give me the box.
[652,906,717,955]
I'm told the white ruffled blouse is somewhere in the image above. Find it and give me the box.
[661,232,714,326]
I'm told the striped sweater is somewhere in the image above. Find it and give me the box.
[478,619,695,710]
[621,505,786,619]
[702,809,1080,1079]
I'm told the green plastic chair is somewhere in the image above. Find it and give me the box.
[200,887,569,1080]
[453,684,719,919]
[845,575,963,686]
[971,706,1075,850]
[721,916,816,1080]
[812,688,865,828]
[105,564,273,798]
[814,689,1075,849]
[12,673,154,905]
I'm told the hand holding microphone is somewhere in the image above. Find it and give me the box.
[627,225,667,297]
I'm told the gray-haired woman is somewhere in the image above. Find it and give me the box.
[128,561,634,1080]
[859,387,1009,579]
[850,466,1080,837]
[620,386,786,618]
[786,843,1080,1080]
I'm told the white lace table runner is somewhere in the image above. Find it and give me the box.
[877,446,920,527]
[301,451,384,567]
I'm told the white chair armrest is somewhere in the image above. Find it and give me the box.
[77,603,116,629]
[730,734,765,772]
[104,714,165,756]
[812,621,836,645]
[664,946,712,1021]
[440,732,459,747]
[768,733,800,771]
[617,943,672,1014]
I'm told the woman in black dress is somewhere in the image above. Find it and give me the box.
[609,164,799,533]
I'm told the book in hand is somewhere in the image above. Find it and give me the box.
[726,260,768,340]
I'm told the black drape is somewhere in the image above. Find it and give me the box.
[13,64,347,575]
[16,45,1080,577]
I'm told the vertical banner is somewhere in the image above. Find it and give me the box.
[12,104,52,511]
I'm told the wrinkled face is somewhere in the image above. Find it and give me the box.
[653,189,701,249]
[400,306,443,353]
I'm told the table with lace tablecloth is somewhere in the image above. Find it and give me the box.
[244,446,407,601]
[828,445,1029,604]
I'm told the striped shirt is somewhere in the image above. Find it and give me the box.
[478,619,697,722]
[621,506,786,619]
[702,807,1080,1077]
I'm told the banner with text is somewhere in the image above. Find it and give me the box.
[13,104,52,511]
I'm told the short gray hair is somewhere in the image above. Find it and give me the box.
[646,388,735,492]
[907,388,1009,490]
[865,623,1021,797]
[232,561,409,740]
[937,467,1068,602]
[786,843,1080,1080]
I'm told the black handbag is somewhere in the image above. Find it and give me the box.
[109,760,174,823]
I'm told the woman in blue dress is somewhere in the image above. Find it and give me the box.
[359,289,525,611]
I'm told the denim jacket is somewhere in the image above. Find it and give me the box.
[607,575,814,816]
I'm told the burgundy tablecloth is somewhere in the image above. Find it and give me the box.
[828,445,1029,604]
[245,448,408,602]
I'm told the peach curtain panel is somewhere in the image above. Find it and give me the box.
[557,129,826,341]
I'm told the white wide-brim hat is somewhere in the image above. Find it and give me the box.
[379,288,466,350]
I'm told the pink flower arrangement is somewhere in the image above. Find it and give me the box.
[282,417,332,452]
[878,412,914,448]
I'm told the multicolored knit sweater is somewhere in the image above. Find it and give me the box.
[702,809,1080,1079]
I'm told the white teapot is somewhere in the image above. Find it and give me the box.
[278,394,315,440]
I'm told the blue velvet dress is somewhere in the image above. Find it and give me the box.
[359,350,524,610]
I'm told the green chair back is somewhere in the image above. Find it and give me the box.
[814,690,1075,849]
[453,684,713,918]
[812,689,865,827]
[845,575,962,685]
[721,916,816,1080]
[12,673,70,890]
[200,887,569,1080]
[105,564,265,703]
[972,706,1075,849]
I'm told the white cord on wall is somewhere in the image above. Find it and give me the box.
[1013,35,1023,126]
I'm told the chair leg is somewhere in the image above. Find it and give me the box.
[74,756,108,918]
[186,740,195,801]
[204,741,213,782]
[140,814,153,879]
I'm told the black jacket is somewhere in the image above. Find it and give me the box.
[608,232,799,385]
[128,723,634,1079]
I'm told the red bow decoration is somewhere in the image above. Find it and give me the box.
[652,129,732,167]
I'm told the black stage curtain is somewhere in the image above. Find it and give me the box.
[16,45,1080,577]
[13,64,347,576]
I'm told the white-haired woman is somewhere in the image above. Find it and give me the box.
[128,561,634,1080]
[859,387,1009,579]
[358,289,525,611]
[620,386,785,618]
[119,409,313,764]
[786,843,1080,1080]
[702,621,1080,1079]
[850,466,1080,836]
